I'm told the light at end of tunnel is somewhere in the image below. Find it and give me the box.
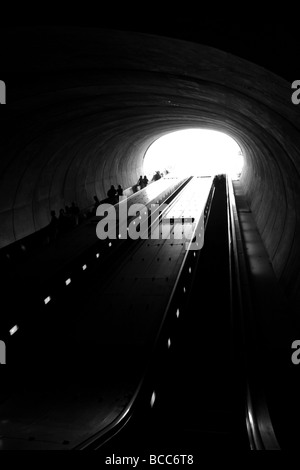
[44,296,51,305]
[150,391,156,408]
[143,129,244,178]
[9,325,19,336]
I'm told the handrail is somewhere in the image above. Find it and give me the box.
[2,178,192,360]
[226,175,280,450]
[40,177,190,299]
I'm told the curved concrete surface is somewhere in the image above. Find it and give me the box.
[1,25,300,313]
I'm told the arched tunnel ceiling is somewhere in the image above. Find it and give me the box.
[1,23,300,309]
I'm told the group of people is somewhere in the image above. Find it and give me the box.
[48,201,80,243]
[49,171,167,244]
[152,170,163,181]
[137,175,149,189]
[9,168,169,257]
[213,174,226,186]
[132,175,148,193]
[132,171,166,193]
[107,184,124,202]
[91,185,124,214]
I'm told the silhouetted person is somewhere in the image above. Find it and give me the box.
[152,170,161,181]
[138,175,144,189]
[107,185,117,203]
[117,184,123,196]
[213,174,225,188]
[142,175,148,187]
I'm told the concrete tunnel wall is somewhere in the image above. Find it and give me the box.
[1,26,300,309]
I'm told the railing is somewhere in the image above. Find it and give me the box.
[1,177,190,343]
[226,175,280,450]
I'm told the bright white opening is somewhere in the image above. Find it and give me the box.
[143,129,244,179]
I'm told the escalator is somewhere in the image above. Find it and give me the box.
[93,176,250,457]
[0,175,253,452]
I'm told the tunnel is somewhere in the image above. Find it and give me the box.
[0,21,300,452]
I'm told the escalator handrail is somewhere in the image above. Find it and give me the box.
[226,175,280,450]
